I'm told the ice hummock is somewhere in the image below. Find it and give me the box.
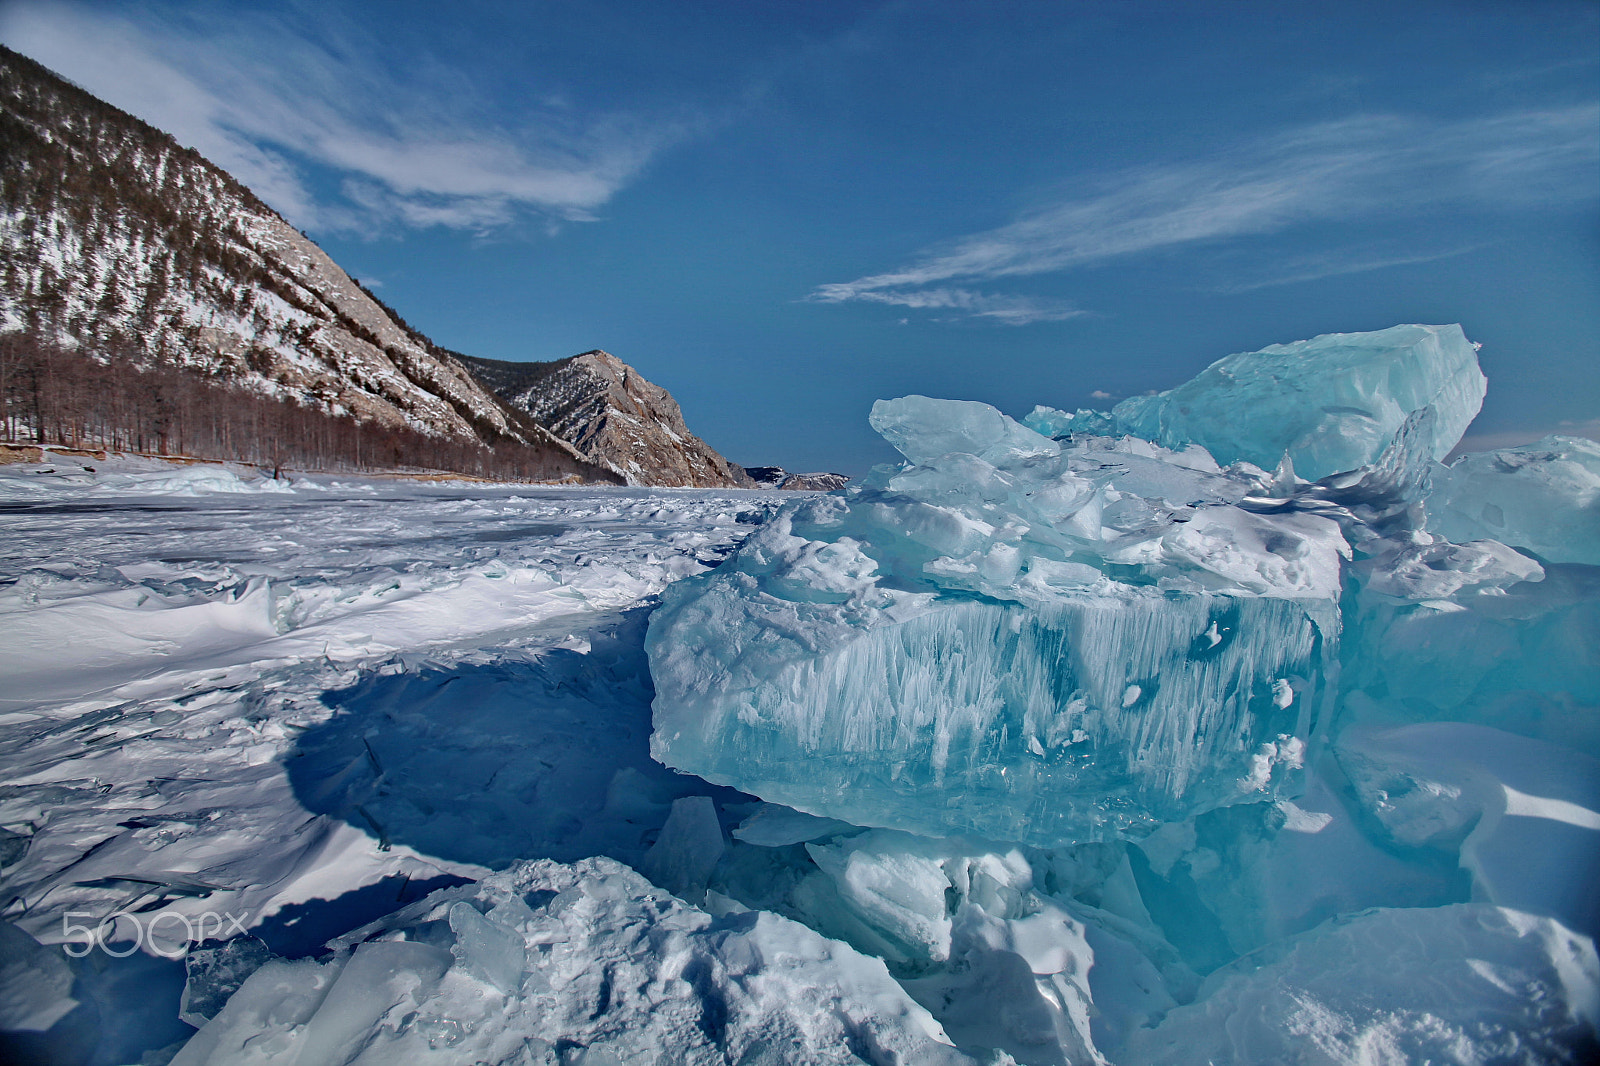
[1025,323,1486,481]
[649,394,1349,843]
[641,319,1599,1060]
[645,323,1575,850]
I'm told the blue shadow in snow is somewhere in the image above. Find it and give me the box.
[285,607,752,874]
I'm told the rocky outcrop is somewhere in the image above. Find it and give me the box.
[461,350,754,488]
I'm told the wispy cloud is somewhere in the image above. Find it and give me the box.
[1212,243,1485,294]
[808,285,1083,325]
[815,105,1598,320]
[0,2,697,235]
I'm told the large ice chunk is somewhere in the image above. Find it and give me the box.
[1337,548,1599,756]
[649,396,1346,844]
[1027,324,1486,481]
[1428,435,1600,565]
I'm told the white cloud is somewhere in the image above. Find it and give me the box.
[1089,389,1112,401]
[814,105,1597,319]
[808,285,1082,326]
[0,2,696,235]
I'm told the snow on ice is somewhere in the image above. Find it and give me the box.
[3,322,1598,1065]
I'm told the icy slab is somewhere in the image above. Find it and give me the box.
[1026,324,1486,481]
[638,794,726,902]
[870,393,1062,469]
[732,803,859,847]
[653,577,1331,843]
[447,901,526,994]
[0,920,78,1033]
[1429,435,1600,565]
[180,937,274,1028]
[650,396,1345,843]
[1124,904,1600,1065]
[173,856,972,1066]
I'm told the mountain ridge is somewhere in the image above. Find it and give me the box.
[0,47,760,486]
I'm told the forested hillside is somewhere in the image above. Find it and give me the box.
[0,46,619,482]
[0,334,594,478]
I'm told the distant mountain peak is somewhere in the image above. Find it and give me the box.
[744,466,850,492]
[458,350,754,488]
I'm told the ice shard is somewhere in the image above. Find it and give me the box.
[1428,434,1600,566]
[1025,324,1486,481]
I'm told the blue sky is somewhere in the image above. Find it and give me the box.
[4,0,1596,474]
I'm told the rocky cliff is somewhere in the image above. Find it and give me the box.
[460,350,754,488]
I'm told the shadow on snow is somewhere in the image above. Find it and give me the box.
[285,606,752,876]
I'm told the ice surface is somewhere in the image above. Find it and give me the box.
[1429,434,1600,565]
[4,334,1597,1066]
[650,396,1346,842]
[175,856,972,1065]
[1025,324,1486,481]
[1124,904,1599,1065]
[0,467,788,1061]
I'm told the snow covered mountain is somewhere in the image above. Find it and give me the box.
[0,47,618,481]
[460,349,755,488]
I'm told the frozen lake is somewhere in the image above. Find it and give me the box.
[2,445,1595,1066]
[0,457,787,1062]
